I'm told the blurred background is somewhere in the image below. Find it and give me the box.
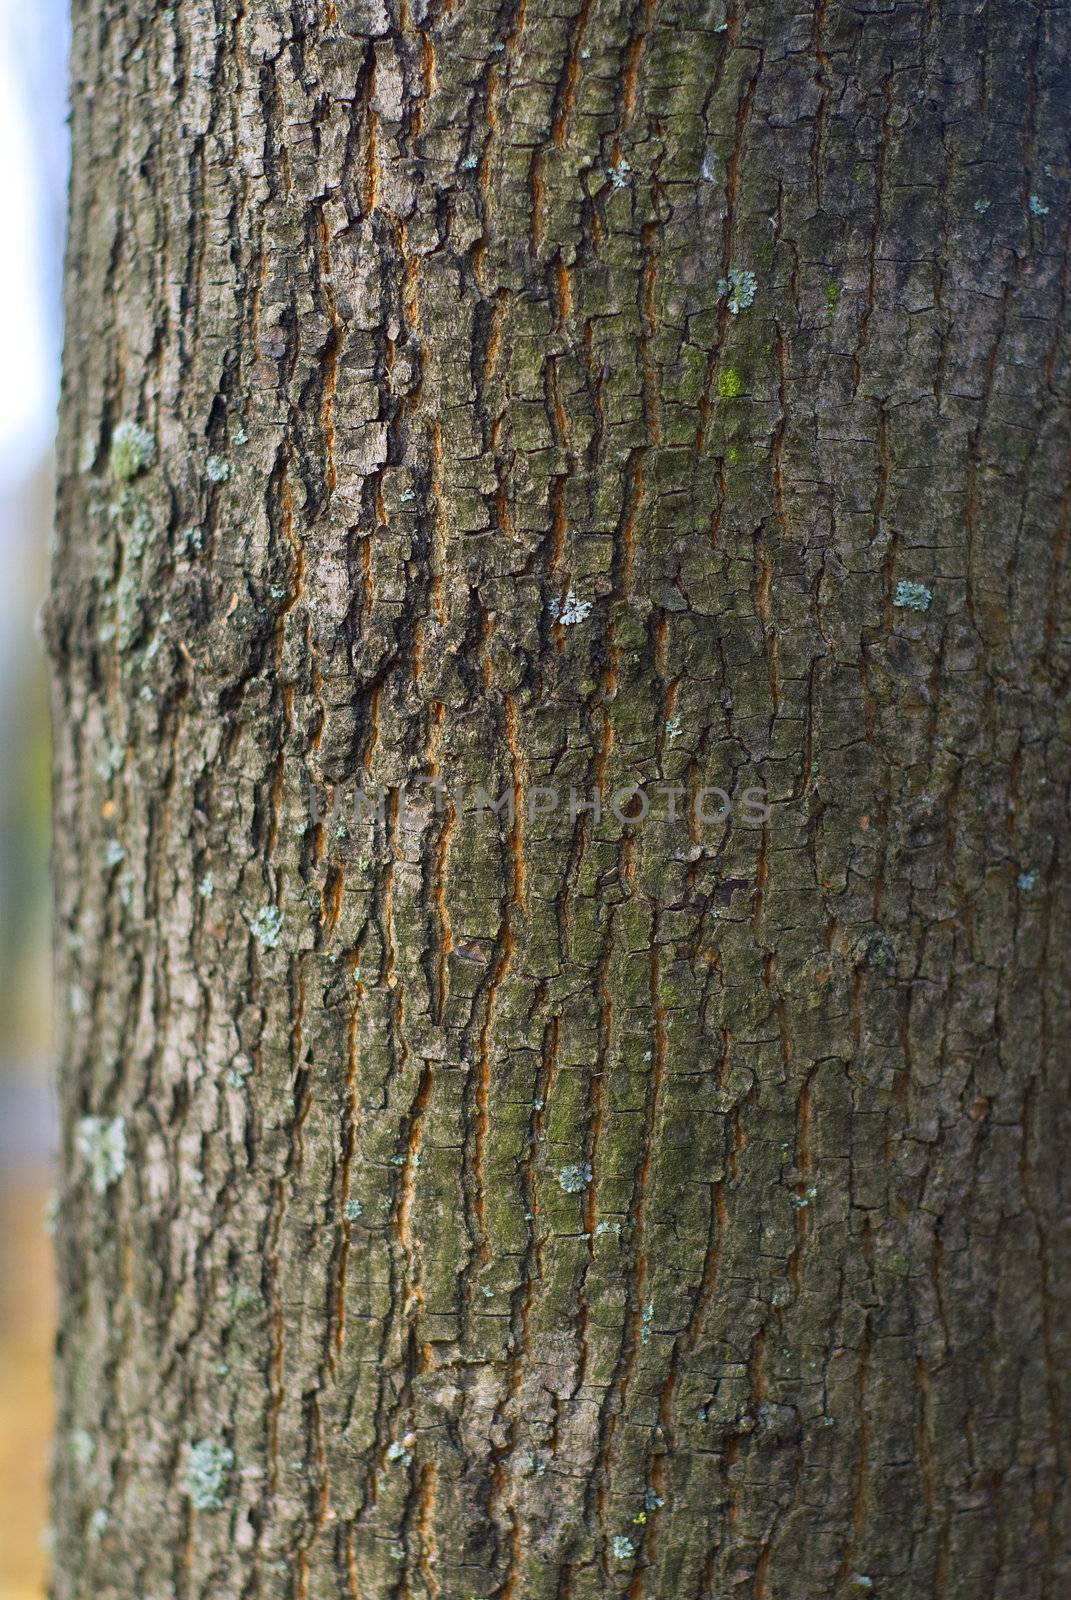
[0,1,69,1596]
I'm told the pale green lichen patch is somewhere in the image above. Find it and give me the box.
[1029,194,1050,216]
[76,1116,126,1194]
[109,421,155,481]
[717,267,757,314]
[198,872,214,900]
[718,366,743,399]
[205,454,231,482]
[558,1161,593,1193]
[344,1198,363,1220]
[1017,869,1038,891]
[183,1439,234,1510]
[110,485,155,559]
[611,1535,636,1559]
[227,1058,252,1089]
[68,1429,96,1467]
[825,281,840,305]
[246,904,283,948]
[894,580,932,612]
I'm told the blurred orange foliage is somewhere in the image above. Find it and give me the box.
[0,1179,53,1600]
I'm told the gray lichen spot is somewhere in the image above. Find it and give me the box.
[558,1161,593,1193]
[95,743,126,783]
[198,872,215,901]
[611,1535,636,1560]
[1029,194,1050,216]
[344,1198,363,1220]
[717,267,758,315]
[109,421,155,481]
[973,198,991,215]
[609,158,631,189]
[76,1116,127,1195]
[548,590,592,626]
[183,1439,234,1510]
[1017,869,1039,891]
[89,1507,110,1540]
[386,1440,413,1467]
[246,904,283,948]
[103,839,125,869]
[205,454,231,483]
[893,580,932,612]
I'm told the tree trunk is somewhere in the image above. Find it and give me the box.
[48,1,1070,1595]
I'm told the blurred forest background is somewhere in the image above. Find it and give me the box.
[0,2,69,1596]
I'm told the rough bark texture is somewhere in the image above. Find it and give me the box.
[48,0,1071,1596]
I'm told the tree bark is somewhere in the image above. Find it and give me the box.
[48,1,1070,1596]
